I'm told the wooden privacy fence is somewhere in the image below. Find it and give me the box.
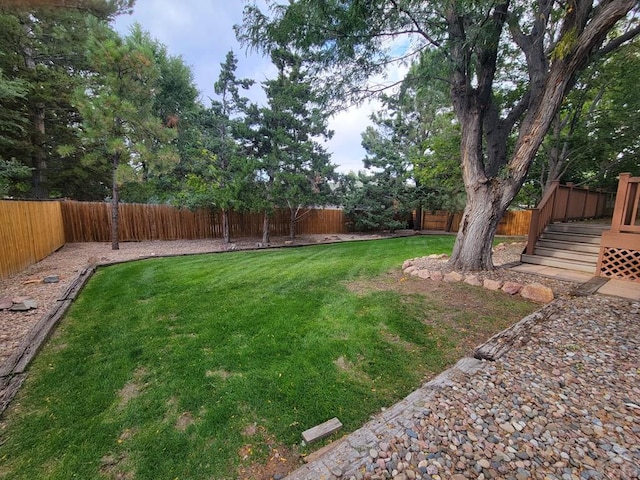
[61,201,347,243]
[420,210,532,236]
[0,200,66,280]
[2,200,532,280]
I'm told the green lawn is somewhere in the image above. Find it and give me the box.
[0,237,536,479]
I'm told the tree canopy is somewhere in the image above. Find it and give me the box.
[239,0,640,270]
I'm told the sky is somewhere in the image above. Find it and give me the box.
[113,0,387,174]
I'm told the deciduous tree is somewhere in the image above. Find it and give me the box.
[238,0,640,270]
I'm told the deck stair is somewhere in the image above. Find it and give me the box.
[521,222,609,273]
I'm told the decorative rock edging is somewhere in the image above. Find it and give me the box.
[402,255,555,304]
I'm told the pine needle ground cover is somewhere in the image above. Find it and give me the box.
[0,237,537,479]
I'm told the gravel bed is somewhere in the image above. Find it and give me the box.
[356,295,639,480]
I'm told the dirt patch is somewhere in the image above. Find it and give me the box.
[236,425,301,480]
[333,355,352,372]
[379,328,418,353]
[345,270,538,359]
[117,367,147,409]
[100,452,134,480]
[205,369,236,380]
[175,412,194,432]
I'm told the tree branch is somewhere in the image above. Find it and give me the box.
[597,24,640,56]
[388,0,442,48]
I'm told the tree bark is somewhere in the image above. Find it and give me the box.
[111,152,120,251]
[414,205,422,231]
[289,207,296,240]
[262,211,270,245]
[450,183,508,271]
[32,103,47,199]
[222,208,231,244]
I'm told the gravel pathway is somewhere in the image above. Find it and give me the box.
[286,296,640,480]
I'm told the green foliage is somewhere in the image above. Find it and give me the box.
[0,237,536,479]
[341,171,410,232]
[245,49,336,237]
[0,158,31,197]
[0,68,27,154]
[0,3,133,199]
[178,52,254,216]
[525,40,640,202]
[74,21,178,192]
[413,111,466,211]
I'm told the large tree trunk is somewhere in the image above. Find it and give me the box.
[262,211,270,245]
[222,208,231,244]
[111,152,120,251]
[31,103,47,199]
[449,184,509,271]
[445,0,636,271]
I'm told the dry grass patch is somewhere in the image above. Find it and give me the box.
[117,367,148,409]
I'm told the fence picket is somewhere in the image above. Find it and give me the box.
[2,200,532,280]
[0,201,65,280]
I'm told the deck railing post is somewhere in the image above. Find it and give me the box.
[610,173,631,233]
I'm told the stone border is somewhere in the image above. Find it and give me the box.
[284,357,490,479]
[402,256,555,304]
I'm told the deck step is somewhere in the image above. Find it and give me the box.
[533,246,599,263]
[521,221,608,274]
[520,254,597,273]
[536,239,601,254]
[541,232,602,245]
[546,223,610,234]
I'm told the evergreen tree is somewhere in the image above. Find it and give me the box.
[182,51,254,244]
[246,49,335,243]
[74,21,176,249]
[0,1,133,199]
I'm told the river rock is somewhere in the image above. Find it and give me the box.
[417,270,431,279]
[464,274,482,286]
[430,271,444,282]
[483,279,502,290]
[444,271,464,283]
[502,281,523,295]
[520,283,554,303]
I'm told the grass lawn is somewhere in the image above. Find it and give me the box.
[0,236,537,479]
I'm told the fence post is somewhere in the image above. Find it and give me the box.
[582,186,589,218]
[564,182,574,222]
